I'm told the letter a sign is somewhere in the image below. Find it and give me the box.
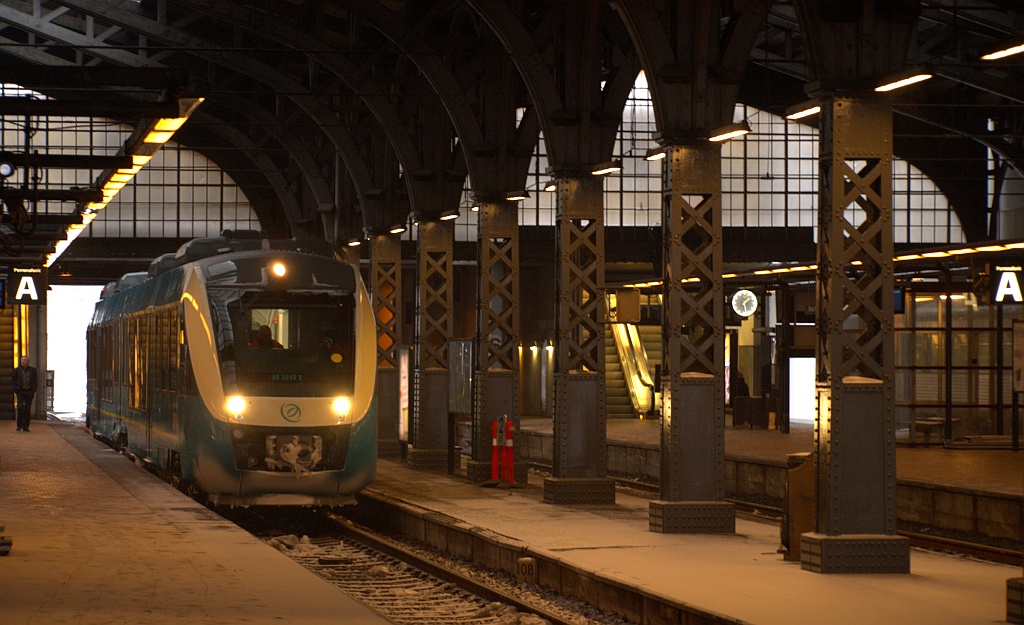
[992,265,1024,304]
[6,267,47,305]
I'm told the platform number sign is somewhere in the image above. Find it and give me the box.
[991,265,1024,304]
[5,267,47,305]
[516,557,538,585]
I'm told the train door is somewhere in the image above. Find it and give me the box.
[145,313,155,458]
[148,308,180,469]
[86,326,95,427]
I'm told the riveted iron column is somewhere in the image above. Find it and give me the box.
[371,233,403,458]
[543,176,615,505]
[649,143,734,533]
[801,94,909,573]
[468,200,522,483]
[408,220,453,471]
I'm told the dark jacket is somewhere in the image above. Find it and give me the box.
[12,365,38,395]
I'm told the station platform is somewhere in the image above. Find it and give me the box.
[364,456,1022,625]
[3,415,1021,625]
[0,419,391,625]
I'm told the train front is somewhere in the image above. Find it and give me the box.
[181,250,377,506]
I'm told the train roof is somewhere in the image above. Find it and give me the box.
[113,230,336,289]
[96,231,348,314]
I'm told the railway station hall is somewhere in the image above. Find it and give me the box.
[1,2,1023,624]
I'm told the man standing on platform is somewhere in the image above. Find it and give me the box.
[12,356,37,432]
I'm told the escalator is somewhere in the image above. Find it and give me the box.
[606,323,660,418]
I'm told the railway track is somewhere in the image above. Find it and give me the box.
[226,507,625,625]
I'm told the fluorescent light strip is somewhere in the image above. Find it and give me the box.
[785,106,820,120]
[709,128,748,142]
[982,44,1024,61]
[875,73,932,92]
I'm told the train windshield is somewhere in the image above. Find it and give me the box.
[209,290,357,397]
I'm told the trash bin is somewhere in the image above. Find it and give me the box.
[781,451,813,561]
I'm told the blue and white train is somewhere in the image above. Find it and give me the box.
[86,232,377,506]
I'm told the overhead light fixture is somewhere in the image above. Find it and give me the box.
[644,147,667,161]
[709,121,751,142]
[874,67,932,92]
[543,181,557,192]
[144,116,189,144]
[470,204,480,212]
[785,101,821,120]
[111,169,138,181]
[591,160,622,176]
[981,42,1024,61]
[506,191,529,201]
[389,223,407,234]
[65,97,204,269]
[347,237,362,247]
[439,208,459,221]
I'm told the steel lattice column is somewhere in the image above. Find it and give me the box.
[649,143,734,534]
[544,176,615,505]
[371,233,403,458]
[468,200,522,483]
[408,220,453,471]
[801,94,909,574]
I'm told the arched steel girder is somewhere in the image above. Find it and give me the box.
[466,0,639,171]
[0,52,299,235]
[342,0,534,196]
[167,0,426,202]
[163,0,463,218]
[0,1,329,234]
[612,0,771,138]
[178,111,302,237]
[52,0,376,229]
[792,0,919,88]
[344,0,520,194]
[345,0,485,151]
[203,95,337,232]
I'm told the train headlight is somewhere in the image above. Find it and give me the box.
[226,395,247,416]
[331,396,352,417]
[271,262,286,277]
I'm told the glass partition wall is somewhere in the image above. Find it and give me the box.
[895,289,1021,444]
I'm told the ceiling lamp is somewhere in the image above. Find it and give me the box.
[981,43,1024,61]
[709,121,751,142]
[506,191,529,201]
[644,147,667,161]
[785,101,821,120]
[591,160,622,176]
[874,67,932,92]
[439,208,460,221]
